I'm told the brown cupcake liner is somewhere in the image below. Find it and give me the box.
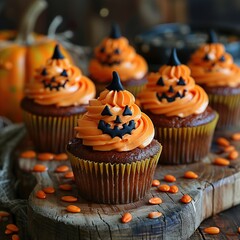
[23,110,82,153]
[67,150,161,204]
[95,81,146,97]
[208,93,240,129]
[154,115,218,165]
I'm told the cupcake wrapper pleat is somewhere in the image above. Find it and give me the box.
[23,111,82,153]
[155,115,218,165]
[67,150,161,204]
[208,93,240,129]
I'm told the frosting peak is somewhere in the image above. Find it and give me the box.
[138,50,209,118]
[188,35,240,87]
[25,45,96,106]
[75,72,154,151]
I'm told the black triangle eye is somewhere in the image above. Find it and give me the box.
[177,77,186,86]
[114,49,120,54]
[41,68,47,76]
[219,55,225,62]
[61,69,68,77]
[157,77,164,86]
[101,106,112,116]
[123,105,132,116]
[203,54,210,61]
[100,47,105,53]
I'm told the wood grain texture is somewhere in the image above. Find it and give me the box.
[23,133,240,240]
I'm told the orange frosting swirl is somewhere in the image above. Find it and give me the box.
[25,51,96,106]
[188,43,240,87]
[75,73,154,151]
[89,37,148,82]
[138,63,209,118]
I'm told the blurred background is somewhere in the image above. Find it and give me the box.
[1,0,240,46]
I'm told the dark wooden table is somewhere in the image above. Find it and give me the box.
[190,204,240,240]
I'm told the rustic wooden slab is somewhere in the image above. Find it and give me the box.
[19,132,240,240]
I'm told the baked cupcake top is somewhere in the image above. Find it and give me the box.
[89,24,148,82]
[137,49,208,118]
[188,31,240,87]
[24,45,96,106]
[75,71,154,151]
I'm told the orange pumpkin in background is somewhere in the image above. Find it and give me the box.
[0,0,73,122]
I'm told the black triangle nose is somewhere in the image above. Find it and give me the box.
[114,116,122,124]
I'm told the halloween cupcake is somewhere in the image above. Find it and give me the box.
[67,71,162,204]
[21,45,96,153]
[89,24,148,97]
[137,49,218,165]
[188,31,240,129]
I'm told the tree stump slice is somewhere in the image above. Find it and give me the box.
[22,134,240,240]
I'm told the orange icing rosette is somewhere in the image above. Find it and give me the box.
[188,32,240,87]
[89,24,147,82]
[25,45,95,106]
[138,49,209,118]
[75,71,154,151]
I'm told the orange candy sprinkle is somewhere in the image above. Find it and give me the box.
[158,184,170,192]
[36,190,46,199]
[184,171,198,179]
[5,229,13,234]
[228,150,239,160]
[231,132,240,141]
[164,174,176,182]
[224,145,235,153]
[152,179,160,187]
[216,137,230,147]
[213,157,230,166]
[20,150,36,159]
[66,205,81,213]
[32,164,47,172]
[38,153,55,161]
[55,165,70,173]
[148,212,162,219]
[181,194,192,204]
[54,153,68,161]
[12,234,20,240]
[6,224,19,232]
[59,184,72,191]
[121,212,132,223]
[148,197,162,205]
[0,211,10,217]
[169,185,179,193]
[203,227,220,235]
[43,186,55,194]
[61,196,78,202]
[64,171,74,179]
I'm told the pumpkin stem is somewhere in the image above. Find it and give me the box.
[16,0,47,44]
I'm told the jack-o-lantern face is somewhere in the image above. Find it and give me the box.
[189,31,233,70]
[94,24,136,66]
[98,104,135,138]
[75,71,154,151]
[39,45,70,91]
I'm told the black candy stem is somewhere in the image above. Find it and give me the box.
[167,48,181,66]
[52,44,65,59]
[106,71,124,91]
[207,30,218,44]
[110,23,122,39]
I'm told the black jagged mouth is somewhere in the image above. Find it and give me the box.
[42,79,69,91]
[98,120,135,138]
[156,90,186,103]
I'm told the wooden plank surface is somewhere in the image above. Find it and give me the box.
[0,125,239,239]
[18,131,240,240]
